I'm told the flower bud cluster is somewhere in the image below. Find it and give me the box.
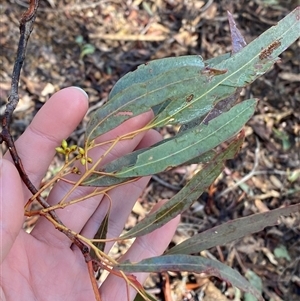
[55,140,93,166]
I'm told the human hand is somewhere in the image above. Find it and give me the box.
[0,87,179,301]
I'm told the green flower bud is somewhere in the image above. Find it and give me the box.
[70,145,77,152]
[78,147,85,155]
[55,147,65,154]
[62,139,68,149]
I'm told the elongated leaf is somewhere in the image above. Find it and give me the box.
[83,147,216,187]
[115,254,263,301]
[83,135,183,186]
[110,99,256,178]
[134,291,156,301]
[120,133,244,239]
[165,203,300,255]
[90,212,109,258]
[83,99,253,187]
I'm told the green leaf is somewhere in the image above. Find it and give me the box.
[90,212,109,258]
[273,128,291,151]
[244,270,263,301]
[82,147,216,187]
[111,99,256,178]
[133,291,156,301]
[75,35,84,45]
[80,43,95,59]
[274,245,291,261]
[288,169,300,182]
[165,203,300,255]
[115,254,263,301]
[180,149,216,165]
[120,134,244,239]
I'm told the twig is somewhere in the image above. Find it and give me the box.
[2,0,38,129]
[1,0,40,185]
[87,259,102,301]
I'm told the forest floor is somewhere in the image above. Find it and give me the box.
[1,1,299,300]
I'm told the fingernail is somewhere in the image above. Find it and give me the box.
[71,86,89,99]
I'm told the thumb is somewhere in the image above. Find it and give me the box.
[0,159,24,263]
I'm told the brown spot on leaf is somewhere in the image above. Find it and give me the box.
[186,94,194,102]
[202,67,228,76]
[259,40,281,60]
[115,111,133,116]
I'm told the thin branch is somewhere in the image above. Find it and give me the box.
[3,0,38,130]
[1,0,40,176]
[87,260,102,301]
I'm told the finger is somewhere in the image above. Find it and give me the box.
[0,159,24,263]
[32,112,156,247]
[79,129,162,248]
[100,200,180,301]
[4,87,89,201]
